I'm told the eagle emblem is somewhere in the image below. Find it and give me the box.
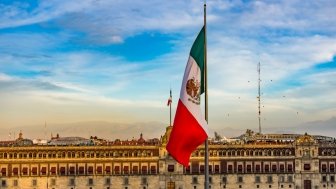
[186,77,200,105]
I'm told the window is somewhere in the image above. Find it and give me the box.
[78,166,85,175]
[114,166,120,174]
[322,164,327,172]
[192,176,198,184]
[123,166,129,174]
[288,175,293,182]
[22,167,28,175]
[97,166,103,174]
[267,175,273,183]
[1,180,6,187]
[209,177,212,183]
[192,163,199,174]
[280,164,285,172]
[168,165,174,172]
[322,175,327,182]
[246,165,252,173]
[132,166,138,174]
[150,166,156,174]
[228,165,233,172]
[237,176,243,183]
[105,166,111,174]
[88,178,93,185]
[13,180,18,186]
[222,176,227,183]
[142,177,147,185]
[141,166,147,174]
[255,164,261,172]
[1,168,7,176]
[288,164,293,172]
[50,167,57,175]
[124,177,129,185]
[105,178,111,185]
[60,167,66,175]
[32,179,37,186]
[185,166,191,174]
[69,166,75,175]
[304,164,311,171]
[41,167,47,175]
[238,165,243,173]
[331,175,335,182]
[209,165,213,173]
[30,167,37,175]
[255,176,261,183]
[279,176,285,182]
[69,178,75,186]
[214,165,220,173]
[13,167,19,175]
[200,165,205,173]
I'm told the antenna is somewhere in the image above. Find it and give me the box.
[258,62,262,134]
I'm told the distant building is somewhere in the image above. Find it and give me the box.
[48,134,93,146]
[32,139,48,145]
[0,128,335,189]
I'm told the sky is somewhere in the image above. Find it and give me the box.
[0,0,336,140]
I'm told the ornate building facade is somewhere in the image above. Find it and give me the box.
[0,128,335,189]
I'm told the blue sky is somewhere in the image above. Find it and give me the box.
[0,0,336,139]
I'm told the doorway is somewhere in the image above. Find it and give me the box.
[167,181,175,189]
[304,180,312,189]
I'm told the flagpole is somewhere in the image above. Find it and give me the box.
[258,62,262,134]
[170,89,172,126]
[204,2,209,189]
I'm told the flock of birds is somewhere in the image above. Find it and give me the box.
[226,79,300,118]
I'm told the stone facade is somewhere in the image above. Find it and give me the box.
[0,129,335,189]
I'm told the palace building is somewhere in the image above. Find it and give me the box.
[0,127,335,189]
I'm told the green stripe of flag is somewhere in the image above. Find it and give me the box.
[189,26,205,94]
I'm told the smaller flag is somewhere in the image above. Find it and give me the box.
[167,89,172,106]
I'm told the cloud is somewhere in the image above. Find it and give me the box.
[0,74,81,93]
[0,0,95,29]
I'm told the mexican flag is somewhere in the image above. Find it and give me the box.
[166,26,208,167]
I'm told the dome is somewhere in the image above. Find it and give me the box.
[14,139,33,146]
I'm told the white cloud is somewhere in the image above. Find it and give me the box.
[0,0,95,29]
[0,73,12,81]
